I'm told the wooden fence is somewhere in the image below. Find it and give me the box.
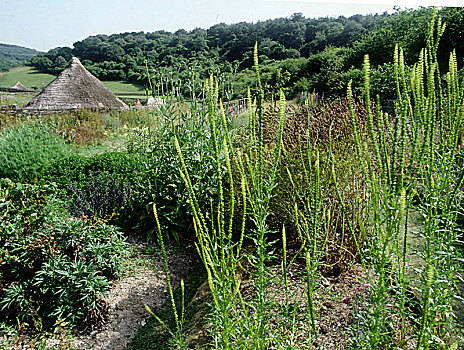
[221,98,248,115]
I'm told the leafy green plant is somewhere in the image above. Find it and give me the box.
[343,10,463,349]
[44,151,146,227]
[44,151,144,188]
[0,120,71,182]
[0,181,129,330]
[123,98,232,240]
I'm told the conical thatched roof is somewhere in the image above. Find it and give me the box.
[10,81,34,92]
[23,57,128,112]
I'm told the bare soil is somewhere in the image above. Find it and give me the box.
[71,242,196,350]
[2,237,197,350]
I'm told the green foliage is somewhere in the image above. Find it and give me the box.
[0,121,71,183]
[122,103,233,239]
[29,12,386,92]
[44,151,143,188]
[44,151,146,227]
[153,12,464,348]
[43,103,232,238]
[345,11,464,348]
[0,181,129,330]
[25,8,464,100]
[0,43,39,72]
[0,57,21,72]
[348,7,464,71]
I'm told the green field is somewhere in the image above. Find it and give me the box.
[101,80,145,94]
[0,66,55,90]
[0,66,145,94]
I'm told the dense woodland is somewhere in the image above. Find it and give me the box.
[30,7,464,99]
[0,43,40,72]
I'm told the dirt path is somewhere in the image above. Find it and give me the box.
[3,237,197,350]
[71,240,197,350]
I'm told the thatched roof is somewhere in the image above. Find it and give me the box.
[10,81,35,92]
[23,57,128,112]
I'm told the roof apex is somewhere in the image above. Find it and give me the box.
[70,57,82,65]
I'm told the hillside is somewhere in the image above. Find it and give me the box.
[29,11,388,94]
[0,66,55,90]
[0,43,40,72]
[27,7,464,99]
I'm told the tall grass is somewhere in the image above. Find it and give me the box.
[150,11,463,349]
[0,120,71,182]
[342,9,463,349]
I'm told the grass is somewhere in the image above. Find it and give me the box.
[0,66,55,90]
[101,80,145,94]
[0,65,145,94]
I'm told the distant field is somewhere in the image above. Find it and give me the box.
[101,80,145,94]
[0,66,146,94]
[0,66,55,90]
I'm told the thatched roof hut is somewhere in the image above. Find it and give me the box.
[23,57,128,112]
[10,81,35,92]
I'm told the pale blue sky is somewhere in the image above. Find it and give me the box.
[0,0,461,52]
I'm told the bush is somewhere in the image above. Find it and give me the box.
[0,121,71,182]
[124,104,228,240]
[44,151,144,187]
[0,181,129,329]
[257,101,369,272]
[44,151,147,227]
[67,171,132,221]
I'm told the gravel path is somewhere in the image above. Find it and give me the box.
[2,238,197,350]
[71,241,197,350]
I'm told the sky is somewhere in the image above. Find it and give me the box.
[1,0,462,52]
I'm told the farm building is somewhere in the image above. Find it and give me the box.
[22,57,128,112]
[0,81,36,93]
[10,81,35,92]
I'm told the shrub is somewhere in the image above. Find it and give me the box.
[44,151,144,188]
[67,171,132,221]
[0,181,129,329]
[44,151,147,228]
[0,121,71,182]
[123,104,230,240]
[256,100,369,272]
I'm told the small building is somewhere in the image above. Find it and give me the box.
[10,81,35,92]
[22,57,128,113]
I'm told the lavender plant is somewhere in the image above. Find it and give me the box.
[67,171,132,221]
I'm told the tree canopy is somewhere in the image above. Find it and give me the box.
[30,7,464,99]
